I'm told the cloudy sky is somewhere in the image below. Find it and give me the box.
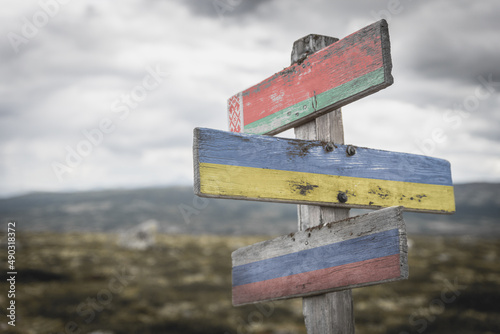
[1,0,499,198]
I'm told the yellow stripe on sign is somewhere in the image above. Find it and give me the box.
[198,163,455,213]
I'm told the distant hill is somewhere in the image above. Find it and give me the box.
[1,183,499,236]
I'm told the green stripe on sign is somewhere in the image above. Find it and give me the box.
[244,67,386,135]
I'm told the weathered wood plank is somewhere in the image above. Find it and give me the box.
[193,127,455,214]
[231,206,408,306]
[227,20,393,135]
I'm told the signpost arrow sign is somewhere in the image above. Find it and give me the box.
[228,19,393,135]
[194,127,455,214]
[191,18,456,333]
[232,206,408,306]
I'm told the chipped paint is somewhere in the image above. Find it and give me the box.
[228,20,393,135]
[195,128,455,213]
[289,181,319,196]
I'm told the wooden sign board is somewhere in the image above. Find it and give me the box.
[194,128,455,214]
[228,19,393,135]
[232,206,408,306]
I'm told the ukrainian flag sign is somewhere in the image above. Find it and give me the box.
[194,127,455,214]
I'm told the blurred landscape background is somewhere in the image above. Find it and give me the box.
[1,183,499,333]
[2,0,500,333]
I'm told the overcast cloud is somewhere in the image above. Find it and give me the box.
[1,0,499,197]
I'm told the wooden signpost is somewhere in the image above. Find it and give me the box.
[194,127,455,214]
[192,19,455,333]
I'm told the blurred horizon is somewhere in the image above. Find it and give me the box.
[2,183,499,237]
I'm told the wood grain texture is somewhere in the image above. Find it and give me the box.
[290,34,339,65]
[297,109,353,334]
[231,206,408,305]
[193,127,455,214]
[303,291,355,334]
[227,20,393,135]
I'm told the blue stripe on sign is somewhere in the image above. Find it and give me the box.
[232,229,400,287]
[197,128,453,186]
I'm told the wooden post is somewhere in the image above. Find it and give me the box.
[293,36,354,333]
[295,111,355,334]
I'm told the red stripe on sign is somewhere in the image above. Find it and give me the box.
[241,26,383,126]
[232,254,400,305]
